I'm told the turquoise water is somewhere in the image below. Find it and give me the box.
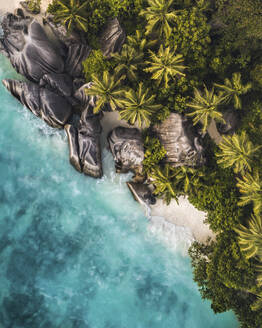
[0,54,239,328]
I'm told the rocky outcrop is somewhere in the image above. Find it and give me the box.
[217,109,239,135]
[74,82,97,110]
[108,127,144,174]
[65,44,91,78]
[64,109,102,178]
[2,79,72,128]
[0,13,64,82]
[100,18,125,57]
[127,182,156,206]
[153,113,205,167]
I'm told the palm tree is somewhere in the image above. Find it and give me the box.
[149,164,178,205]
[139,0,179,39]
[236,170,262,214]
[118,83,162,127]
[186,85,226,133]
[234,213,262,260]
[144,45,186,88]
[234,213,262,311]
[127,30,157,52]
[216,131,260,174]
[214,72,252,109]
[111,44,144,82]
[53,0,88,32]
[173,166,204,194]
[85,71,126,113]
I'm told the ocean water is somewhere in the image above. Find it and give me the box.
[0,54,239,328]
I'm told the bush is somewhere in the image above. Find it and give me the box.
[82,50,112,81]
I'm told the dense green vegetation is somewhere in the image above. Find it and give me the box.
[47,0,262,326]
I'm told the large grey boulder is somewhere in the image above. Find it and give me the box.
[74,82,97,110]
[65,44,91,78]
[100,18,125,57]
[64,109,102,178]
[2,79,72,128]
[108,127,144,174]
[152,113,205,167]
[217,109,239,135]
[78,109,102,178]
[0,13,64,82]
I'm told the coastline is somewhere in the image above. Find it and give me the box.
[0,0,214,246]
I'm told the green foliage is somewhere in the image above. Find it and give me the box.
[250,64,262,90]
[139,0,178,39]
[172,166,204,194]
[27,0,41,13]
[82,50,112,81]
[149,164,178,205]
[118,83,162,127]
[216,132,260,174]
[52,0,89,32]
[143,136,166,173]
[214,73,252,109]
[85,71,126,113]
[111,44,144,82]
[237,171,262,215]
[144,45,186,88]
[169,6,211,70]
[186,86,225,133]
[189,233,262,327]
[127,30,157,52]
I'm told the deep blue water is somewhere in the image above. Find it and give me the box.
[0,54,239,328]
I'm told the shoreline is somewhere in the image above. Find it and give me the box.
[0,1,214,245]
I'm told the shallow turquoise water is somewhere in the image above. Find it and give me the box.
[0,54,239,328]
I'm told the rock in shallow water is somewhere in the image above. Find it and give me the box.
[152,113,205,167]
[108,127,144,174]
[64,109,103,178]
[2,79,72,128]
[127,182,156,206]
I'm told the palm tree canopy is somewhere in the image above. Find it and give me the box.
[111,44,144,81]
[216,131,261,173]
[234,213,262,260]
[186,85,226,133]
[144,45,186,88]
[118,83,162,127]
[54,0,88,32]
[127,30,157,52]
[139,0,179,39]
[173,166,204,194]
[85,71,126,113]
[149,164,178,204]
[214,72,252,109]
[236,170,262,214]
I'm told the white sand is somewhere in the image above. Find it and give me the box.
[151,196,214,243]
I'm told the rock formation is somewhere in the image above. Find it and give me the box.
[0,13,64,82]
[2,79,72,128]
[217,109,239,135]
[108,127,144,174]
[127,182,156,206]
[64,109,102,178]
[152,113,205,167]
[100,18,126,57]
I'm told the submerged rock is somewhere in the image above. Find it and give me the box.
[2,79,72,128]
[108,127,144,174]
[153,113,205,167]
[127,182,156,206]
[100,18,125,57]
[0,13,64,82]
